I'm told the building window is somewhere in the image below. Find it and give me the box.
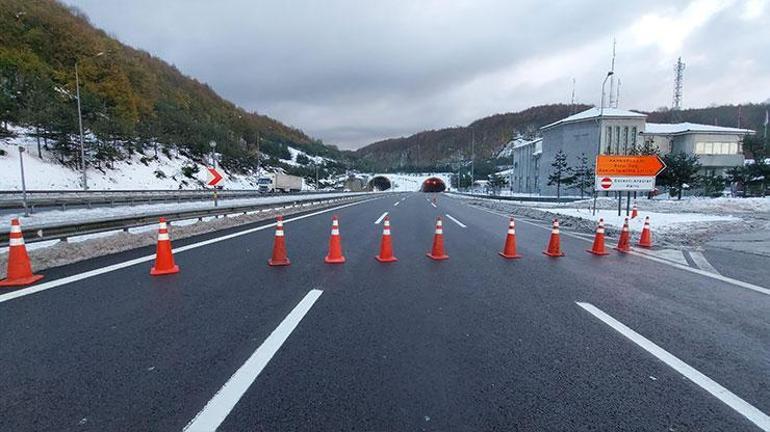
[614,126,621,154]
[623,126,629,154]
[631,127,637,147]
[605,127,612,154]
[694,142,742,155]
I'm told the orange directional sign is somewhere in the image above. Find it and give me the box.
[595,155,666,177]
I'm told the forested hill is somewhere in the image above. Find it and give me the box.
[645,103,769,131]
[0,0,347,175]
[356,104,591,171]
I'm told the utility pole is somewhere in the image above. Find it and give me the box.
[570,78,576,114]
[18,146,29,217]
[315,164,320,190]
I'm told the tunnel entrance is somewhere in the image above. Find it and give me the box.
[369,176,392,191]
[421,177,446,192]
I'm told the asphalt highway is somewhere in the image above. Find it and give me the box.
[1,192,769,431]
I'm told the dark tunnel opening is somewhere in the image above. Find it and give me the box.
[421,177,446,192]
[369,176,392,191]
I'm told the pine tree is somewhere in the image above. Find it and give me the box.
[658,153,701,199]
[567,153,594,199]
[547,149,571,199]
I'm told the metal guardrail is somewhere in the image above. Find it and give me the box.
[449,192,583,203]
[0,193,374,248]
[0,189,342,211]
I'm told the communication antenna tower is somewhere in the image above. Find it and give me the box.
[673,57,685,110]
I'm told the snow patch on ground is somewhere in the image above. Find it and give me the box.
[2,125,262,190]
[533,207,739,234]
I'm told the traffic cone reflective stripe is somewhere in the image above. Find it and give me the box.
[324,215,346,264]
[586,218,610,256]
[0,218,43,287]
[268,216,290,266]
[150,217,180,275]
[631,203,638,219]
[375,216,397,262]
[615,217,631,253]
[543,219,564,257]
[427,217,449,260]
[637,216,653,248]
[499,217,521,259]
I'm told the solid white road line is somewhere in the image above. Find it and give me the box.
[689,251,721,275]
[577,302,770,431]
[374,212,388,224]
[0,198,378,304]
[462,200,770,296]
[444,214,467,228]
[184,289,323,432]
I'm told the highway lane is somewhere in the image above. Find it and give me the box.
[215,193,769,431]
[0,192,769,431]
[0,195,395,431]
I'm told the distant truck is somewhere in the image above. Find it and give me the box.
[257,173,303,193]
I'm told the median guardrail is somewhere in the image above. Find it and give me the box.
[0,189,342,211]
[0,193,376,248]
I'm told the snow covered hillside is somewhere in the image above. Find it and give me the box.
[0,126,324,190]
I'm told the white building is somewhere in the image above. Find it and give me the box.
[504,107,753,196]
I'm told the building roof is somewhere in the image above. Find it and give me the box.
[644,122,754,136]
[513,137,542,149]
[541,107,646,130]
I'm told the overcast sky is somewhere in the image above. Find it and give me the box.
[63,0,770,149]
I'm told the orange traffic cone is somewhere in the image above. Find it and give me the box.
[375,216,397,263]
[637,216,653,248]
[268,216,291,266]
[543,219,565,257]
[615,217,631,253]
[498,217,521,259]
[586,218,610,256]
[324,215,346,264]
[150,217,179,275]
[0,218,43,287]
[631,202,638,219]
[426,216,449,260]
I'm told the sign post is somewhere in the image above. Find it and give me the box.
[206,166,223,208]
[594,155,666,215]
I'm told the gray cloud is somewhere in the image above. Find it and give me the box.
[64,0,770,149]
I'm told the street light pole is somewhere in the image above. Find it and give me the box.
[75,61,87,191]
[18,146,29,217]
[593,71,614,216]
[74,52,104,191]
[470,129,475,191]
